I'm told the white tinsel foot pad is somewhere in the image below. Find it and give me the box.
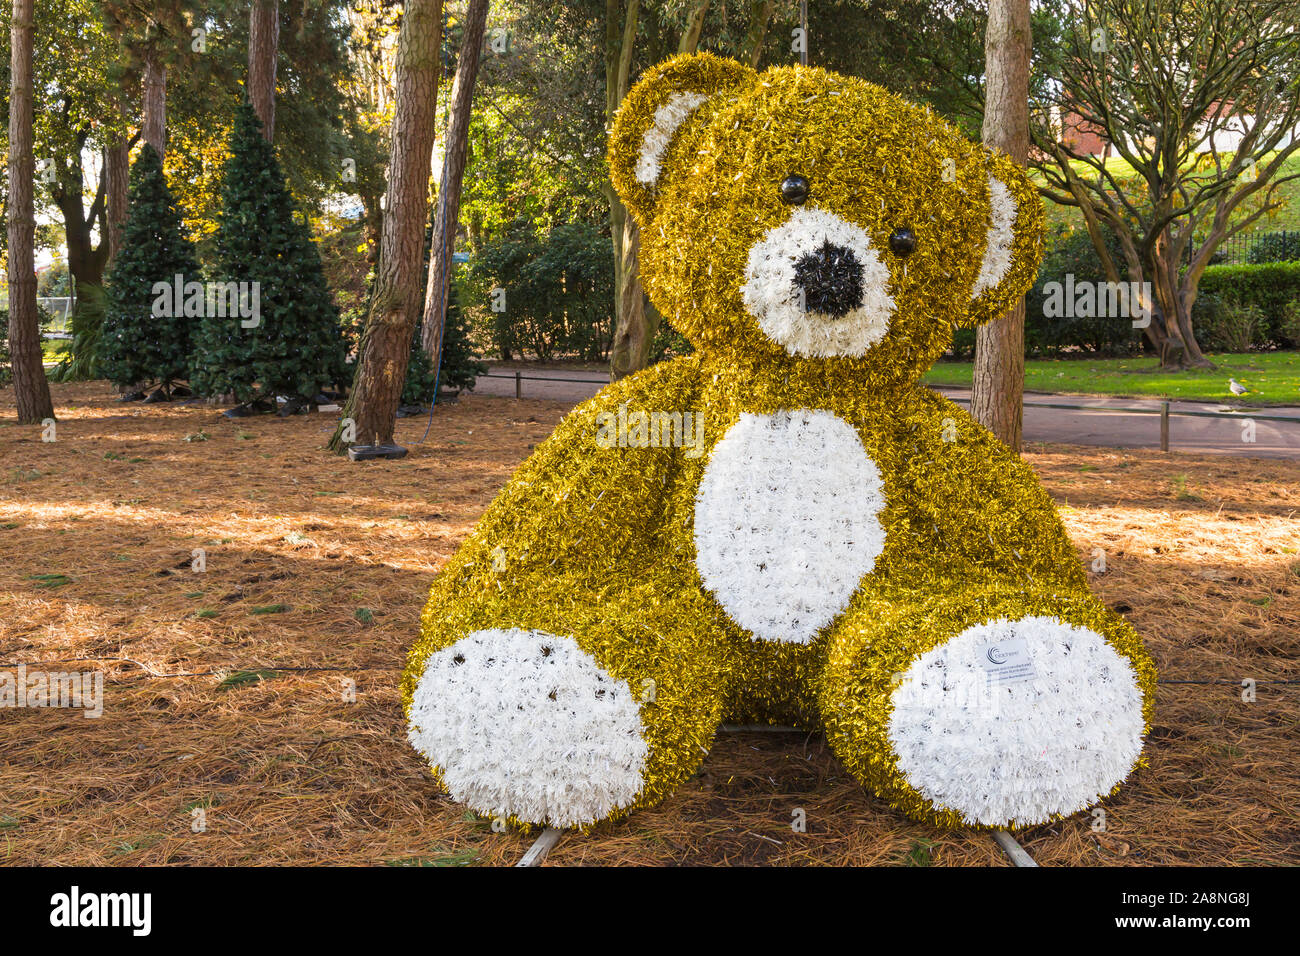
[886,615,1145,827]
[407,628,650,828]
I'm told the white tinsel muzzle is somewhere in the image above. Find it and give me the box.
[741,206,895,358]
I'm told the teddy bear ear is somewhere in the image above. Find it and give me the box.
[959,150,1045,329]
[608,52,756,226]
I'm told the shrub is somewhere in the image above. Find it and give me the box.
[401,334,438,407]
[0,301,60,385]
[436,284,486,392]
[462,218,614,361]
[946,326,976,361]
[1279,299,1300,348]
[1197,297,1264,353]
[650,315,695,364]
[1025,225,1144,356]
[1196,261,1300,347]
[400,285,484,404]
[50,283,107,382]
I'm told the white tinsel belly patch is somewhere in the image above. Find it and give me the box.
[407,628,649,828]
[887,616,1146,827]
[693,409,886,643]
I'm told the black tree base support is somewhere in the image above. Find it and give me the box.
[348,443,408,461]
[222,399,276,419]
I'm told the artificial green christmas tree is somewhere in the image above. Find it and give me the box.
[99,143,201,395]
[190,103,346,409]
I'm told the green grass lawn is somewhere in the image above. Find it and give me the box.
[923,351,1300,405]
[41,338,72,364]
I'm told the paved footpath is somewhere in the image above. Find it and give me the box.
[471,365,1300,460]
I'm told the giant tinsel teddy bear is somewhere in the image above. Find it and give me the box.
[403,53,1156,831]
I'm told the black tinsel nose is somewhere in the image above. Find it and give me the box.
[792,240,865,318]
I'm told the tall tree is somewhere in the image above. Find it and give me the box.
[248,0,279,141]
[99,1,203,158]
[1030,0,1300,369]
[420,0,489,364]
[330,0,444,454]
[14,0,138,382]
[159,0,355,241]
[738,0,773,66]
[6,0,53,423]
[342,0,403,270]
[971,0,1030,450]
[104,125,133,267]
[604,0,776,380]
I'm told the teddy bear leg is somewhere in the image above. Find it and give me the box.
[818,587,1156,829]
[404,578,736,829]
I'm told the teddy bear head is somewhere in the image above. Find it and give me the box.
[608,53,1043,386]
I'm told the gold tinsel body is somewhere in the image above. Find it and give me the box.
[402,54,1155,831]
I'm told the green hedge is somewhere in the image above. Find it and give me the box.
[1197,261,1300,347]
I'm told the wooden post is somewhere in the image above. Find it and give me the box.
[515,371,522,399]
[1160,401,1170,452]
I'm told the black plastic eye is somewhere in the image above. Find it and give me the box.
[889,227,917,257]
[780,174,810,205]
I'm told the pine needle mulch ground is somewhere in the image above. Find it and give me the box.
[1,380,1296,867]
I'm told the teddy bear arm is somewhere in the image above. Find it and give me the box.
[430,354,708,595]
[900,394,1087,588]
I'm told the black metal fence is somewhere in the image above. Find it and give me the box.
[1208,229,1300,266]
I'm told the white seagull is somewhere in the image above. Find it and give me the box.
[1228,378,1251,396]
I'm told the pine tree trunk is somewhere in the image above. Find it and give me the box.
[248,0,279,142]
[143,51,167,158]
[7,0,54,424]
[610,214,659,377]
[330,0,443,454]
[104,138,131,268]
[971,0,1030,451]
[421,0,489,363]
